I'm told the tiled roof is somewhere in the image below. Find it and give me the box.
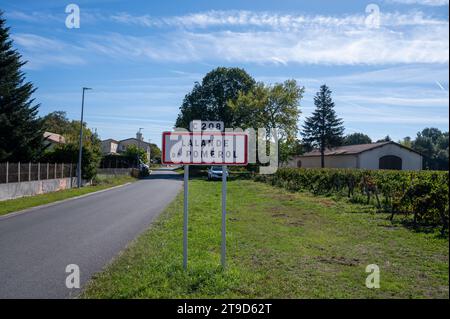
[43,131,65,144]
[118,138,151,146]
[302,142,420,156]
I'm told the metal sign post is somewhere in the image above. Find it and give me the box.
[183,165,189,270]
[221,165,227,268]
[162,121,247,271]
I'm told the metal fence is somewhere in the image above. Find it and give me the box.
[0,163,76,184]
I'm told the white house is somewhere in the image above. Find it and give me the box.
[101,131,151,163]
[286,142,423,170]
[43,131,65,150]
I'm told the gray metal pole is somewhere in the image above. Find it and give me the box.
[77,87,91,187]
[183,165,189,270]
[221,165,227,268]
[77,89,85,187]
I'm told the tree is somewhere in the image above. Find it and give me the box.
[301,85,344,168]
[343,133,372,145]
[123,144,148,164]
[278,138,304,164]
[42,111,72,135]
[41,111,101,150]
[40,144,100,180]
[175,67,255,128]
[412,128,449,170]
[0,12,44,162]
[376,135,392,143]
[149,143,161,163]
[40,110,102,178]
[399,136,412,148]
[230,79,304,165]
[230,80,304,139]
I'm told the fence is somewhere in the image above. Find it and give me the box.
[0,163,76,184]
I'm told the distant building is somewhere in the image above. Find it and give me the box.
[285,142,422,170]
[101,131,151,164]
[43,131,65,150]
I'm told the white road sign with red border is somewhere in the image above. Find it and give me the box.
[162,131,248,165]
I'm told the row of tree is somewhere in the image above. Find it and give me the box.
[175,67,448,170]
[174,68,346,166]
[0,11,162,179]
[1,9,447,172]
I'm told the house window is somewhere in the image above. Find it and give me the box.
[297,160,302,168]
[379,155,402,170]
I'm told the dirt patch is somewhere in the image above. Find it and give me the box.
[272,213,288,218]
[288,220,305,227]
[316,198,336,208]
[269,193,298,201]
[318,256,360,266]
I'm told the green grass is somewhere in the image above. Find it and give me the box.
[0,175,136,217]
[82,179,449,299]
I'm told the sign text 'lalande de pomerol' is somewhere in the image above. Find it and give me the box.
[162,121,248,270]
[162,131,248,165]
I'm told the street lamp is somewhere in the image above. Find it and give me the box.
[77,87,92,188]
[137,128,144,168]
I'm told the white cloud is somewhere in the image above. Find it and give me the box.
[111,10,447,29]
[387,0,449,6]
[5,10,61,23]
[11,33,86,69]
[11,10,449,67]
[99,11,450,65]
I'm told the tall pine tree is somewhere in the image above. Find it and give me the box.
[0,11,43,162]
[302,85,344,168]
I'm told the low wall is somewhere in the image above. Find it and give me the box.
[0,177,79,201]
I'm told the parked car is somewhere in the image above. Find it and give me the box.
[207,166,229,180]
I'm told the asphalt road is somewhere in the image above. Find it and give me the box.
[0,171,182,298]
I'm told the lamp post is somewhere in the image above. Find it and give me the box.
[137,128,143,167]
[77,87,92,188]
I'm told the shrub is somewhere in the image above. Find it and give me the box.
[40,143,101,180]
[255,168,449,234]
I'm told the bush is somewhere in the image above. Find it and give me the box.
[40,144,101,180]
[255,168,449,234]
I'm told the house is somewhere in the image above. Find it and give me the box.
[101,131,151,163]
[285,142,423,170]
[43,131,65,150]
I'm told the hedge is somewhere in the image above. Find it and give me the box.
[254,168,449,234]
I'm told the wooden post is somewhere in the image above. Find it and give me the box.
[61,163,64,178]
[28,162,31,181]
[6,162,8,184]
[54,162,57,179]
[18,162,20,183]
[47,163,49,180]
[38,162,40,181]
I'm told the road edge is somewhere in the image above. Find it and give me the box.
[0,182,132,221]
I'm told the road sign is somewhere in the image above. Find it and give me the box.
[165,127,248,271]
[162,131,248,165]
[189,120,224,132]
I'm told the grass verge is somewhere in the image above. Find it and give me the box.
[0,175,136,217]
[82,179,448,298]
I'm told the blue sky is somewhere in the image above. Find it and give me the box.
[2,0,449,147]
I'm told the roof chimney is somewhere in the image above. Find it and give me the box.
[136,128,144,141]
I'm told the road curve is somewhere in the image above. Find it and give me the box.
[0,171,182,298]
